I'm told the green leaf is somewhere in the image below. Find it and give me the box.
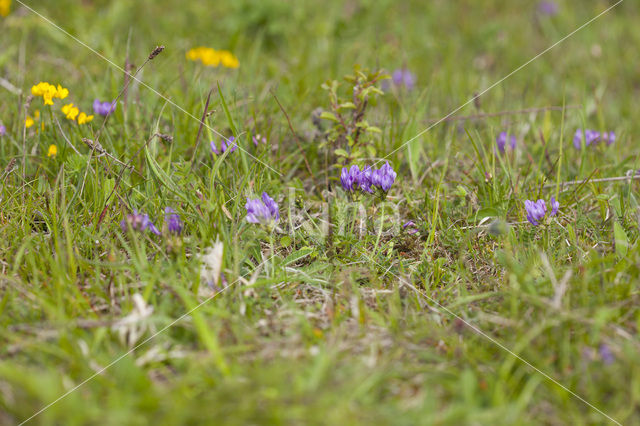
[320,111,339,122]
[334,148,349,158]
[614,221,629,258]
[338,102,356,110]
[145,147,193,208]
[283,247,315,266]
[280,235,292,248]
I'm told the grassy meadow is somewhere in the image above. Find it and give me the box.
[1,0,639,424]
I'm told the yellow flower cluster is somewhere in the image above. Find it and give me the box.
[0,0,10,18]
[61,103,93,124]
[186,47,239,69]
[31,82,69,106]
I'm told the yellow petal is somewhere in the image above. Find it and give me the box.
[25,116,34,128]
[56,84,69,99]
[47,144,58,157]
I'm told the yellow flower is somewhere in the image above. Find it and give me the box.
[218,51,239,69]
[186,48,201,61]
[0,0,11,18]
[25,116,34,128]
[47,144,57,157]
[187,46,239,68]
[30,82,70,105]
[77,112,94,125]
[61,103,79,121]
[55,84,69,99]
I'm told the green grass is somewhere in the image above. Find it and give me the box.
[1,0,639,424]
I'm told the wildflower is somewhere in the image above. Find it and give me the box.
[31,82,69,105]
[524,196,559,226]
[77,112,94,125]
[599,344,615,365]
[93,99,116,116]
[120,210,161,235]
[25,116,35,128]
[573,129,615,149]
[164,207,183,235]
[388,68,416,90]
[218,50,240,68]
[340,165,361,192]
[210,136,237,155]
[358,165,374,193]
[0,0,11,17]
[47,145,57,157]
[62,103,80,121]
[245,192,279,226]
[403,220,419,235]
[538,1,558,15]
[186,47,239,69]
[0,124,6,137]
[55,84,69,100]
[371,162,397,192]
[252,133,267,146]
[496,131,517,153]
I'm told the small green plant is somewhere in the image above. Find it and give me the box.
[319,67,387,165]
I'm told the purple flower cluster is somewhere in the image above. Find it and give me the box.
[524,197,559,226]
[0,124,6,137]
[340,162,397,194]
[496,132,516,153]
[403,220,419,235]
[164,207,183,235]
[573,129,615,149]
[252,133,266,146]
[538,1,558,16]
[120,210,161,235]
[93,99,116,116]
[245,192,279,226]
[391,69,416,90]
[210,136,237,155]
[382,68,416,91]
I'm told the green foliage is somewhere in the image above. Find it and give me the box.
[0,1,639,425]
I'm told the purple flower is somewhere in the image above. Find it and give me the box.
[120,209,161,235]
[371,162,397,192]
[340,165,361,192]
[496,131,517,153]
[93,99,116,116]
[549,197,559,217]
[391,69,416,90]
[383,68,416,91]
[245,192,279,226]
[525,200,547,226]
[391,68,416,90]
[538,1,558,16]
[210,136,237,155]
[603,131,616,145]
[252,133,266,146]
[0,124,6,137]
[164,207,183,235]
[599,344,615,365]
[525,197,560,225]
[403,220,419,235]
[358,165,374,193]
[573,129,616,149]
